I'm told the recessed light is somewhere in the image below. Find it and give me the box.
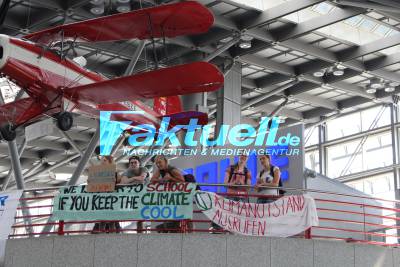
[90,6,104,14]
[239,41,251,49]
[385,86,395,92]
[313,70,325,77]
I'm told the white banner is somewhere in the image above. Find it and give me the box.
[0,190,22,266]
[195,192,318,237]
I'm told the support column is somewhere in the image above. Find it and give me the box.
[68,127,100,185]
[2,138,26,190]
[318,123,326,176]
[8,140,24,189]
[216,62,242,135]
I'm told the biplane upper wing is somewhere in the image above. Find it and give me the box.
[0,97,45,127]
[23,1,213,44]
[64,62,224,105]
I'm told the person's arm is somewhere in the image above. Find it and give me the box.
[115,172,122,184]
[263,167,281,187]
[164,168,184,182]
[246,170,251,192]
[224,168,235,189]
[150,169,161,182]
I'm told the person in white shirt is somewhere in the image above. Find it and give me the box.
[255,154,281,204]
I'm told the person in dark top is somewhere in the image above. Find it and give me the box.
[150,155,184,232]
[121,156,148,233]
[150,155,185,183]
[255,154,281,204]
[120,156,148,184]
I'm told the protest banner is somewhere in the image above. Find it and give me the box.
[52,183,196,221]
[195,191,318,237]
[87,164,116,192]
[0,190,23,265]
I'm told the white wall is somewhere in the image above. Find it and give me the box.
[4,234,400,267]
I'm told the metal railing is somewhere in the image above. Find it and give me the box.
[8,184,400,247]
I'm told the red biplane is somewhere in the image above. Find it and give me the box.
[0,1,224,141]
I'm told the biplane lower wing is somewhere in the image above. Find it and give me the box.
[23,1,213,44]
[0,97,45,127]
[64,62,224,105]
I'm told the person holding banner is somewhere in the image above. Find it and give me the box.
[120,156,148,233]
[121,156,148,184]
[151,155,185,183]
[210,153,251,233]
[151,155,185,232]
[255,154,281,204]
[92,156,122,234]
[224,153,252,201]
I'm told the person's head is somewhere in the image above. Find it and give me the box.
[154,155,168,170]
[128,156,141,170]
[259,154,271,168]
[237,152,248,166]
[100,155,114,165]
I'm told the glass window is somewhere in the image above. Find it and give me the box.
[326,132,393,178]
[305,150,320,172]
[361,106,390,131]
[312,2,334,14]
[344,16,363,27]
[305,127,319,147]
[346,173,394,199]
[327,106,390,141]
[360,19,377,31]
[326,112,361,140]
[374,25,390,36]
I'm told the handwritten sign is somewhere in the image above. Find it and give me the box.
[195,192,318,237]
[52,183,197,221]
[87,164,116,192]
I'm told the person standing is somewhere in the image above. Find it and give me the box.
[151,155,185,232]
[224,153,252,201]
[255,154,281,204]
[150,155,185,183]
[120,156,148,233]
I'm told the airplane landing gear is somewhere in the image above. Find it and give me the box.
[56,112,73,131]
[0,124,16,141]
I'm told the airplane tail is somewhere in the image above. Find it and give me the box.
[154,96,209,126]
[153,96,182,116]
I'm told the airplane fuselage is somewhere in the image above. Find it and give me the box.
[0,34,160,127]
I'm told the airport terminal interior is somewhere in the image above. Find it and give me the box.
[1,0,400,266]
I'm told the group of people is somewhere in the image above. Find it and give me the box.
[92,153,282,233]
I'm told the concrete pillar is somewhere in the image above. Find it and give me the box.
[215,62,242,136]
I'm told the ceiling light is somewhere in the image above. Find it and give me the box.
[116,5,130,12]
[240,35,253,42]
[389,82,400,87]
[332,67,344,76]
[335,63,346,70]
[313,70,325,77]
[90,6,104,14]
[90,0,104,4]
[220,36,233,43]
[385,86,395,92]
[117,0,130,3]
[239,41,251,49]
[370,78,383,89]
[365,85,376,94]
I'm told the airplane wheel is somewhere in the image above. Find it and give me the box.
[56,112,73,131]
[0,125,16,141]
